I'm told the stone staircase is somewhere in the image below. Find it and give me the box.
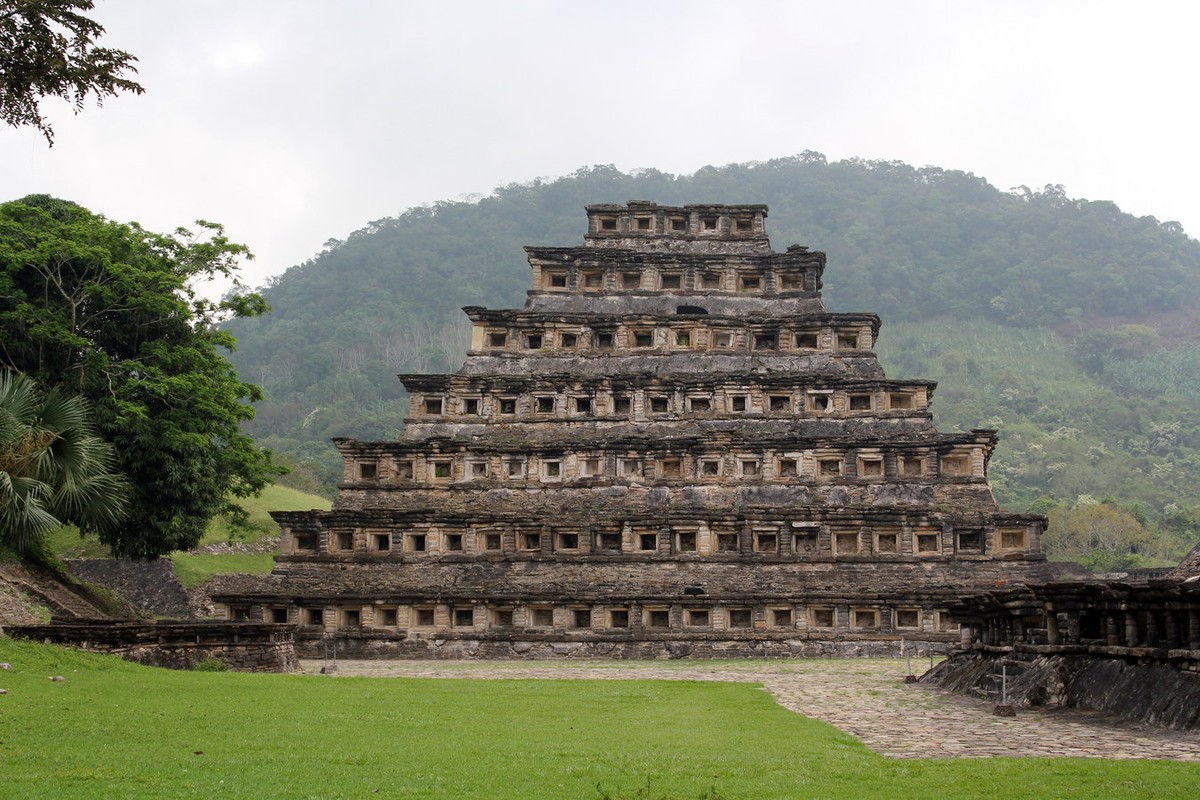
[0,561,131,627]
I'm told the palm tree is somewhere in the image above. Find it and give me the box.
[0,370,127,555]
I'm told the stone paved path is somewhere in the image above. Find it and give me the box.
[299,658,1200,761]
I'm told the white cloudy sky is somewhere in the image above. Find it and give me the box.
[2,0,1198,293]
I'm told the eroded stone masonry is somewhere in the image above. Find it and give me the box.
[211,202,1081,659]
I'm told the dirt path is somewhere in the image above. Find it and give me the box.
[299,658,1200,761]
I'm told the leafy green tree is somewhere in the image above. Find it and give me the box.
[1072,324,1163,375]
[1046,501,1154,572]
[0,195,281,558]
[0,369,126,554]
[0,0,143,145]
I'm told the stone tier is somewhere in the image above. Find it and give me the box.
[328,481,1003,517]
[582,202,773,255]
[215,559,1064,602]
[331,478,993,512]
[460,352,887,379]
[399,373,936,426]
[462,309,880,364]
[523,247,823,311]
[333,426,996,500]
[272,505,1043,561]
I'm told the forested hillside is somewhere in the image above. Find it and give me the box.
[225,154,1200,569]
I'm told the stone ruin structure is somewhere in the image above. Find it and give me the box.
[211,201,1078,659]
[924,543,1200,728]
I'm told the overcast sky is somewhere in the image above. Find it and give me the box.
[3,0,1198,294]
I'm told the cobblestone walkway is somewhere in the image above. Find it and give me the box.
[299,658,1200,761]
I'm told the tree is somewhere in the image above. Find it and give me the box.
[1045,501,1154,572]
[0,195,281,558]
[0,369,126,555]
[0,0,143,145]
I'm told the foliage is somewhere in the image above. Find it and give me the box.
[0,369,126,554]
[0,195,282,559]
[876,320,1200,565]
[1045,501,1156,571]
[0,0,143,145]
[3,640,1200,799]
[40,523,108,558]
[1072,324,1163,376]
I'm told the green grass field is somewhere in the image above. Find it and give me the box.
[0,640,1196,799]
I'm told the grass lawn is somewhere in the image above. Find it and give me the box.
[1,640,1197,799]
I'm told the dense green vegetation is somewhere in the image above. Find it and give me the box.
[1,639,1197,799]
[223,156,1200,569]
[0,195,282,559]
[0,370,126,555]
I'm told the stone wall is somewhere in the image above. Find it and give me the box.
[297,632,954,661]
[66,558,191,619]
[8,621,298,673]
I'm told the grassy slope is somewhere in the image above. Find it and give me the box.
[42,485,330,588]
[168,553,280,590]
[168,484,333,588]
[195,484,332,547]
[1,639,1196,800]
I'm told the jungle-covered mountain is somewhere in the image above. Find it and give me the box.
[225,154,1200,568]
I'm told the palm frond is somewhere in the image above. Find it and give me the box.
[0,370,128,553]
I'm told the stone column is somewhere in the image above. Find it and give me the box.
[1164,611,1180,649]
[1106,614,1120,646]
[1145,611,1160,647]
[1045,608,1061,646]
[1125,612,1140,647]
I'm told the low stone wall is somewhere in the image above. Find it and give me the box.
[922,645,1200,729]
[296,631,954,660]
[8,621,298,673]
